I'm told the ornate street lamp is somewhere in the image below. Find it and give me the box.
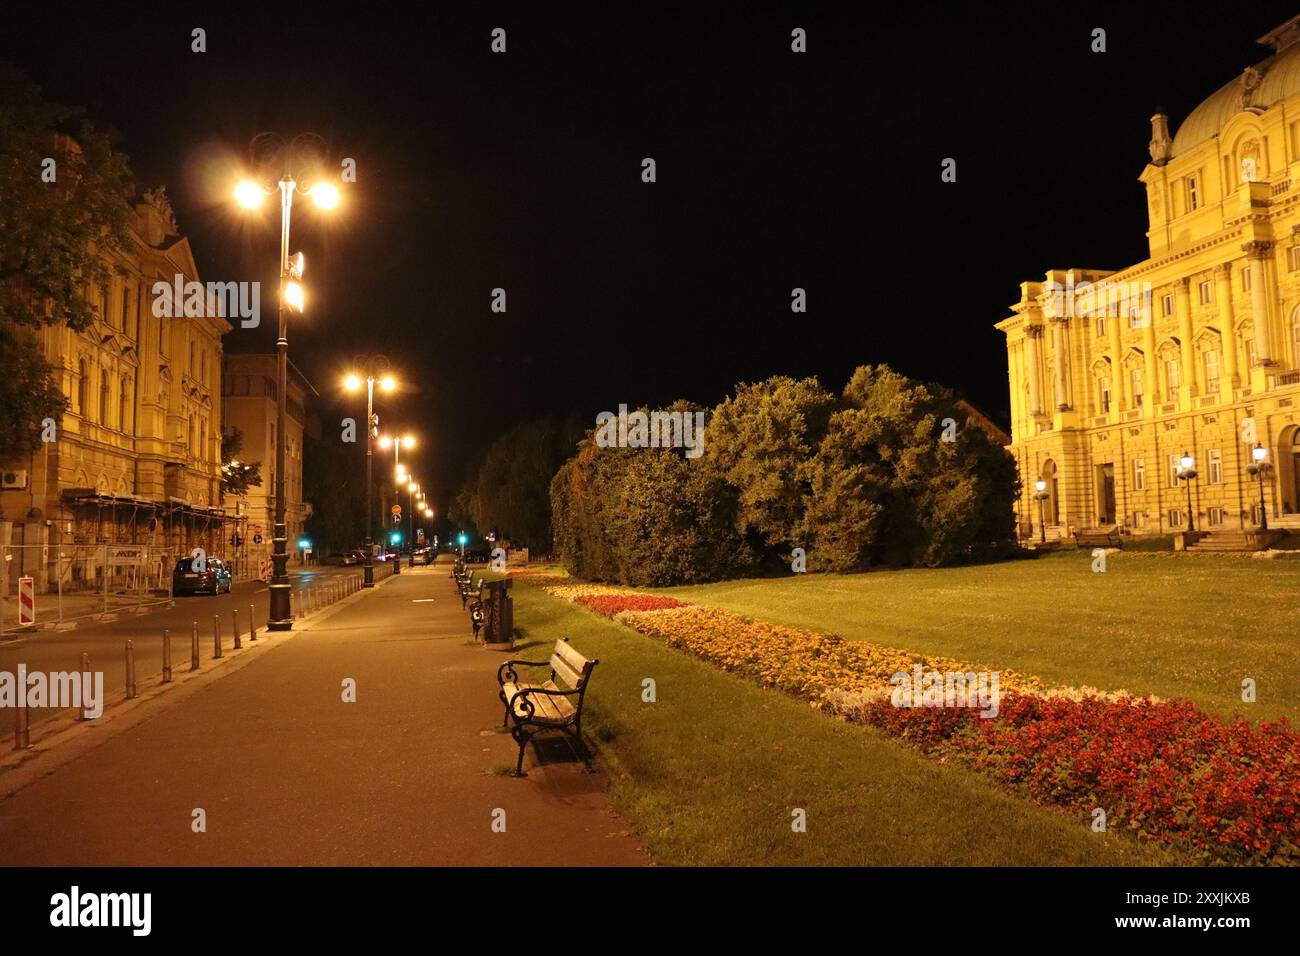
[1246,442,1272,531]
[344,360,396,587]
[1177,451,1198,533]
[234,133,344,631]
[1033,478,1050,544]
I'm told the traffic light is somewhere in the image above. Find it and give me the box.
[390,531,401,545]
[457,533,468,546]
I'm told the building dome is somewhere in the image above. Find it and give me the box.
[1171,16,1300,158]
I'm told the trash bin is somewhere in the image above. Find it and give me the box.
[482,578,513,650]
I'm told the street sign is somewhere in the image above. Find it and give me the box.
[253,534,263,544]
[18,576,34,626]
[391,505,401,517]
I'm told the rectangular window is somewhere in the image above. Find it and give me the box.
[1246,339,1257,367]
[1161,293,1174,317]
[1169,454,1183,488]
[1133,510,1147,529]
[1099,377,1111,413]
[1133,458,1146,491]
[1209,506,1224,526]
[1243,266,1252,292]
[1289,246,1300,273]
[1198,280,1213,305]
[1208,448,1223,484]
[1096,315,1106,338]
[1187,173,1200,211]
[1166,359,1181,401]
[1169,508,1184,526]
[1131,368,1144,406]
[1204,349,1220,392]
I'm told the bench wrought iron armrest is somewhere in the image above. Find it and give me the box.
[497,658,551,686]
[505,684,582,724]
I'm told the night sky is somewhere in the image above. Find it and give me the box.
[5,1,1299,499]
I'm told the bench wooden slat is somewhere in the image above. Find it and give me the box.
[550,653,586,691]
[553,640,590,677]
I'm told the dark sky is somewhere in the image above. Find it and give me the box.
[5,1,1299,499]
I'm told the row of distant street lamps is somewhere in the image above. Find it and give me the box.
[1032,442,1275,543]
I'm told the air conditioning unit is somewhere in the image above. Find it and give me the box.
[2,470,29,490]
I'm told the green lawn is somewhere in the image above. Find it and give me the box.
[654,552,1300,722]
[512,582,1179,866]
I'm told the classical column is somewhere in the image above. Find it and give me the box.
[1175,276,1197,404]
[1051,317,1070,410]
[1214,262,1238,392]
[1244,240,1274,365]
[1025,324,1044,417]
[1107,298,1126,411]
[1142,295,1158,411]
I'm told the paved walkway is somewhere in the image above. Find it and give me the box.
[0,566,647,865]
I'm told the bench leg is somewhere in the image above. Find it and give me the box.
[509,725,530,777]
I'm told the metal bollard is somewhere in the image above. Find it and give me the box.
[125,640,137,699]
[213,615,223,659]
[249,603,258,641]
[232,608,242,650]
[14,698,30,750]
[162,628,173,683]
[78,652,91,720]
[191,621,200,670]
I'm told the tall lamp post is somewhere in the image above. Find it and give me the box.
[344,364,396,587]
[1246,442,1272,531]
[1177,450,1198,533]
[1033,479,1050,545]
[235,138,342,631]
[379,432,415,572]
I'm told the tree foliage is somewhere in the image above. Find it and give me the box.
[0,324,69,466]
[219,428,263,500]
[551,366,1018,584]
[0,60,135,332]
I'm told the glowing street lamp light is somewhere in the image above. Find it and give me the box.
[1246,442,1272,531]
[1033,478,1050,545]
[1176,451,1198,533]
[343,358,399,587]
[376,431,416,573]
[233,138,343,631]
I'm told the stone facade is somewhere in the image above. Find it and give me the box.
[998,17,1300,540]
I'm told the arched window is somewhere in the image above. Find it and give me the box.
[119,375,131,434]
[100,370,110,425]
[77,359,88,413]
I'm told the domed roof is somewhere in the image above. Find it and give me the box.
[1171,19,1300,158]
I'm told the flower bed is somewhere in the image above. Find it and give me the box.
[828,689,1300,865]
[576,594,690,616]
[546,583,1300,863]
[614,604,1039,704]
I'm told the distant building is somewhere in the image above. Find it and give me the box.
[1,187,231,572]
[998,16,1300,540]
[221,354,317,569]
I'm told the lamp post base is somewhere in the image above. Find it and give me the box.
[267,581,294,631]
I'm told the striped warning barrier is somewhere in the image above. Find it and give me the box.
[17,576,34,627]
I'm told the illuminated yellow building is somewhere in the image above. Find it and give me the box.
[999,16,1300,543]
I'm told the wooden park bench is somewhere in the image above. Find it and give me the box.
[1072,527,1123,549]
[496,638,598,777]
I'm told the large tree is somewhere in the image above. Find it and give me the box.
[0,60,135,332]
[0,61,135,466]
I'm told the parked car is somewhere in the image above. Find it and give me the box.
[322,551,361,566]
[410,547,433,566]
[173,556,233,595]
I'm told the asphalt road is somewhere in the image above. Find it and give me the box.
[0,563,387,731]
[0,564,647,865]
